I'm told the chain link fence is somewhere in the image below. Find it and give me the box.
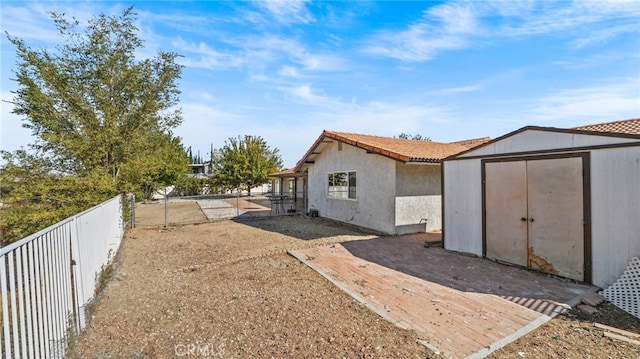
[132,192,306,228]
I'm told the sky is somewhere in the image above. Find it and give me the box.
[1,1,639,168]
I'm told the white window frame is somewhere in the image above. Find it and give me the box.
[327,171,356,200]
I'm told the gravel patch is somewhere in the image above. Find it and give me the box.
[200,207,243,220]
[196,199,233,209]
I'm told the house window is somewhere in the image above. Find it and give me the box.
[327,171,356,199]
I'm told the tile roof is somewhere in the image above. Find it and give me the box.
[325,131,469,163]
[293,130,487,172]
[269,168,307,178]
[573,118,640,135]
[449,136,491,149]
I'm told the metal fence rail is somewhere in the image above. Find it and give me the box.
[1,195,124,358]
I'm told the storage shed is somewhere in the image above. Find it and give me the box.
[442,119,640,288]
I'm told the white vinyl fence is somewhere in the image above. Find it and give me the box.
[1,195,124,358]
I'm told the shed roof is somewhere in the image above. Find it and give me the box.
[446,118,640,160]
[293,130,489,172]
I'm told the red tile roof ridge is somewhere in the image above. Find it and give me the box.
[325,130,453,145]
[322,130,469,162]
[291,130,492,173]
[572,118,640,135]
[449,136,491,148]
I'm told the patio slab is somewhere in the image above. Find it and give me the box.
[288,234,599,358]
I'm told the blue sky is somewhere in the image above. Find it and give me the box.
[1,1,639,168]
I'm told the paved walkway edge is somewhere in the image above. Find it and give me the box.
[289,247,445,356]
[467,287,601,358]
[287,248,411,329]
[466,314,551,359]
[287,246,590,358]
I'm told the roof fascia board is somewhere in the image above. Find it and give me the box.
[446,125,640,160]
[444,140,640,162]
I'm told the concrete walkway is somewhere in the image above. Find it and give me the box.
[289,234,598,358]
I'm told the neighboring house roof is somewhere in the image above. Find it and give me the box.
[572,118,640,135]
[294,130,488,172]
[270,168,307,178]
[449,136,491,148]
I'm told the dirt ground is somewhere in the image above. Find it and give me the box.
[69,202,640,358]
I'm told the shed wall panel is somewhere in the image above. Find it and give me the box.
[590,147,640,288]
[459,131,638,158]
[443,159,483,255]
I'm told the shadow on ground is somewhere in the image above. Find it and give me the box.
[341,235,598,316]
[233,215,379,241]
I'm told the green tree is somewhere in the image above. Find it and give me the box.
[0,151,115,245]
[397,133,431,141]
[214,135,283,196]
[1,7,187,244]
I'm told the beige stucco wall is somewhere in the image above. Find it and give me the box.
[395,163,442,232]
[307,141,397,234]
[306,142,446,234]
[395,163,441,195]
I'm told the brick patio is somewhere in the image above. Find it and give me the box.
[289,234,599,358]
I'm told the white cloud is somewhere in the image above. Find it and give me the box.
[196,92,215,102]
[363,0,640,62]
[180,33,348,74]
[0,2,107,43]
[572,23,639,48]
[280,84,341,106]
[278,65,302,78]
[0,92,33,152]
[175,89,456,167]
[523,79,640,125]
[364,2,479,61]
[256,0,314,25]
[235,35,348,72]
[174,102,248,149]
[437,84,485,94]
[496,1,640,38]
[171,37,247,70]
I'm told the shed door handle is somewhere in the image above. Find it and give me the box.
[529,218,535,222]
[521,217,527,222]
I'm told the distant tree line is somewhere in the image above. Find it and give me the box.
[177,136,282,196]
[396,133,431,141]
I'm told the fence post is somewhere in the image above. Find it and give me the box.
[164,188,168,228]
[130,194,136,229]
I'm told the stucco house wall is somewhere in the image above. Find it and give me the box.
[395,163,442,233]
[307,141,397,234]
[294,130,489,235]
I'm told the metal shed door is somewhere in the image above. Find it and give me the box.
[485,157,584,281]
[485,161,528,267]
[527,157,584,281]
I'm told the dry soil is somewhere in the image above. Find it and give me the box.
[69,202,640,358]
